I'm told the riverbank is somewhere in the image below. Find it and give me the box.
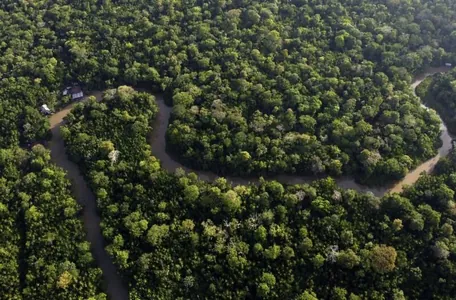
[149,67,453,196]
[49,92,129,300]
[389,66,453,194]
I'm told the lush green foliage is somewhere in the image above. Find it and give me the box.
[3,0,456,298]
[161,0,451,182]
[416,69,456,134]
[62,86,158,166]
[0,78,53,148]
[0,146,105,299]
[1,0,456,182]
[64,88,456,299]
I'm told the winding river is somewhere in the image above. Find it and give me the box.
[49,90,128,300]
[150,66,454,196]
[48,67,452,299]
[389,67,454,193]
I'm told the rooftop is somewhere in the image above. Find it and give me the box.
[71,86,82,94]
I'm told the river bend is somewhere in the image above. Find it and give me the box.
[47,67,452,299]
[150,67,454,196]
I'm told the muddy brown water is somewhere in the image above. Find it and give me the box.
[48,67,452,299]
[49,91,128,300]
[389,66,454,193]
[150,67,454,196]
[150,95,390,195]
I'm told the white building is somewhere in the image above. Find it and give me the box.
[40,104,52,115]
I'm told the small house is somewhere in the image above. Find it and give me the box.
[40,104,52,115]
[445,63,452,67]
[70,86,84,100]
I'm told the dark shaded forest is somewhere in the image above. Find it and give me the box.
[417,68,456,135]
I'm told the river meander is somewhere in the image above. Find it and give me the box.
[150,66,454,196]
[47,67,452,299]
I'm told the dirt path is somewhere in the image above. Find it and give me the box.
[49,92,128,300]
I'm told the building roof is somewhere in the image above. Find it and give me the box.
[40,104,51,113]
[71,86,82,94]
[70,86,84,100]
[72,91,84,100]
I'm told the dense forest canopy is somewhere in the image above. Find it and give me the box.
[1,0,456,182]
[416,68,456,135]
[1,0,456,299]
[60,87,456,299]
[0,146,105,299]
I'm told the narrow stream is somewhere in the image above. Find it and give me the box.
[49,93,128,300]
[47,67,452,299]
